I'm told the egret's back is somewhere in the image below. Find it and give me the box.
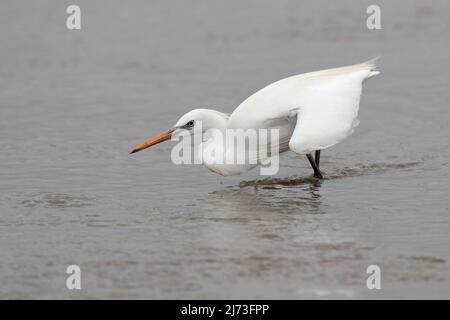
[228,58,380,154]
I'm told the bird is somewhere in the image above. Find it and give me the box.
[130,58,380,179]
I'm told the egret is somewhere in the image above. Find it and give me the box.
[130,58,380,179]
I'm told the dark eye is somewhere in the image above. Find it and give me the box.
[186,120,194,126]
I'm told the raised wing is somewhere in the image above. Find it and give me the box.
[228,58,380,155]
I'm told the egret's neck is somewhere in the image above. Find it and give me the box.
[198,112,227,170]
[201,111,228,141]
[198,111,255,176]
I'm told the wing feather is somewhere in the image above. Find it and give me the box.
[228,59,380,155]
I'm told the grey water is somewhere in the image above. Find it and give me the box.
[1,0,449,299]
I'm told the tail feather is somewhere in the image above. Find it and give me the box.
[312,57,381,79]
[363,56,381,79]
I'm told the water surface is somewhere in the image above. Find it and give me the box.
[1,0,449,299]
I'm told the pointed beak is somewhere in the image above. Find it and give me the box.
[129,128,174,154]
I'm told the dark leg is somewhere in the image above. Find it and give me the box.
[315,150,321,167]
[306,153,323,179]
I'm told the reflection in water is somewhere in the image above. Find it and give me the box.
[239,161,420,188]
[186,176,380,295]
[207,178,324,215]
[205,161,421,217]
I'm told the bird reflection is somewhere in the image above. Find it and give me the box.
[201,175,325,216]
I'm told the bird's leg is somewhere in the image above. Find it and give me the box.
[315,150,321,167]
[306,153,323,179]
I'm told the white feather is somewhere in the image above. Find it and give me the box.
[165,59,380,176]
[228,58,380,155]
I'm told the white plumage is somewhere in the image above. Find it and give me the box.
[229,58,380,154]
[130,58,380,177]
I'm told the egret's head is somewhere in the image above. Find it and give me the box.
[130,108,228,154]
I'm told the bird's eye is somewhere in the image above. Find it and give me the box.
[186,120,194,127]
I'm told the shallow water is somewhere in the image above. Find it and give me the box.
[1,0,450,299]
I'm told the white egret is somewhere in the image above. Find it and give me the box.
[130,58,380,179]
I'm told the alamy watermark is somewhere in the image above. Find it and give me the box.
[66,265,81,290]
[169,121,280,175]
[66,5,81,30]
[366,5,381,30]
[66,5,381,31]
[366,265,381,290]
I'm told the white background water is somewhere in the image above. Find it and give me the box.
[1,0,449,298]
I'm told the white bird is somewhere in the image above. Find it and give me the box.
[130,58,380,178]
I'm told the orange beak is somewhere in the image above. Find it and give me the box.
[130,129,174,154]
